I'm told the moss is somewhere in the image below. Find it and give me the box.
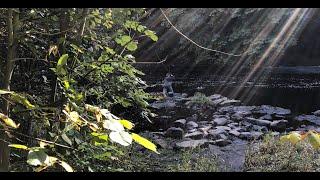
[118,146,219,172]
[244,134,320,172]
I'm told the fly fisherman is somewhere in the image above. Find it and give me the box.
[163,73,175,97]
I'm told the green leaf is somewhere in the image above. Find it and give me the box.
[11,93,35,109]
[9,144,29,150]
[94,17,101,24]
[57,54,69,66]
[91,132,108,142]
[121,35,131,44]
[56,54,69,76]
[93,152,111,160]
[105,47,115,55]
[131,133,159,154]
[109,131,132,146]
[101,64,114,73]
[27,149,49,166]
[126,42,138,51]
[137,25,145,32]
[308,131,320,149]
[61,133,73,146]
[0,113,19,129]
[59,161,74,172]
[70,44,83,53]
[145,30,158,41]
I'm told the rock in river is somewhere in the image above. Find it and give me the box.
[253,105,291,116]
[239,131,263,140]
[313,110,320,116]
[219,99,241,106]
[294,115,320,126]
[175,139,210,149]
[212,139,232,147]
[186,121,199,129]
[229,130,241,137]
[165,127,184,139]
[244,117,272,127]
[184,131,204,139]
[270,120,288,132]
[173,119,186,129]
[213,117,228,126]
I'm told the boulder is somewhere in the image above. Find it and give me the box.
[294,115,320,125]
[175,139,210,149]
[165,127,184,139]
[208,129,227,139]
[273,114,286,120]
[231,112,250,121]
[233,127,246,132]
[219,99,241,106]
[198,125,212,133]
[229,130,241,137]
[253,105,291,116]
[213,117,228,126]
[184,131,204,139]
[153,138,169,149]
[227,123,237,129]
[244,117,272,127]
[212,139,232,147]
[209,94,223,100]
[270,120,288,132]
[198,121,210,126]
[213,114,230,120]
[186,114,198,122]
[239,131,263,140]
[188,129,197,133]
[218,106,256,114]
[173,119,186,129]
[212,97,228,106]
[186,121,199,129]
[217,133,228,140]
[259,114,273,120]
[150,101,176,109]
[252,125,268,132]
[313,110,320,116]
[215,126,232,131]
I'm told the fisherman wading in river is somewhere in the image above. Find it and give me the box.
[163,73,175,98]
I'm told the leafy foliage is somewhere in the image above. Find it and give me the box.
[0,8,159,172]
[281,130,320,150]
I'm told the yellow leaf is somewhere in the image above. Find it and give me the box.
[308,131,320,149]
[69,111,80,123]
[9,144,28,150]
[85,104,100,113]
[280,132,301,145]
[131,133,159,154]
[87,122,97,131]
[11,93,35,109]
[59,161,74,172]
[0,113,19,129]
[39,141,49,148]
[119,120,134,130]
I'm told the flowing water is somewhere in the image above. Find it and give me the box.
[145,72,320,116]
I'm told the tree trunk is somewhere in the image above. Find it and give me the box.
[0,8,20,172]
[51,9,70,104]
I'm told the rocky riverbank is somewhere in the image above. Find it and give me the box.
[141,92,320,171]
